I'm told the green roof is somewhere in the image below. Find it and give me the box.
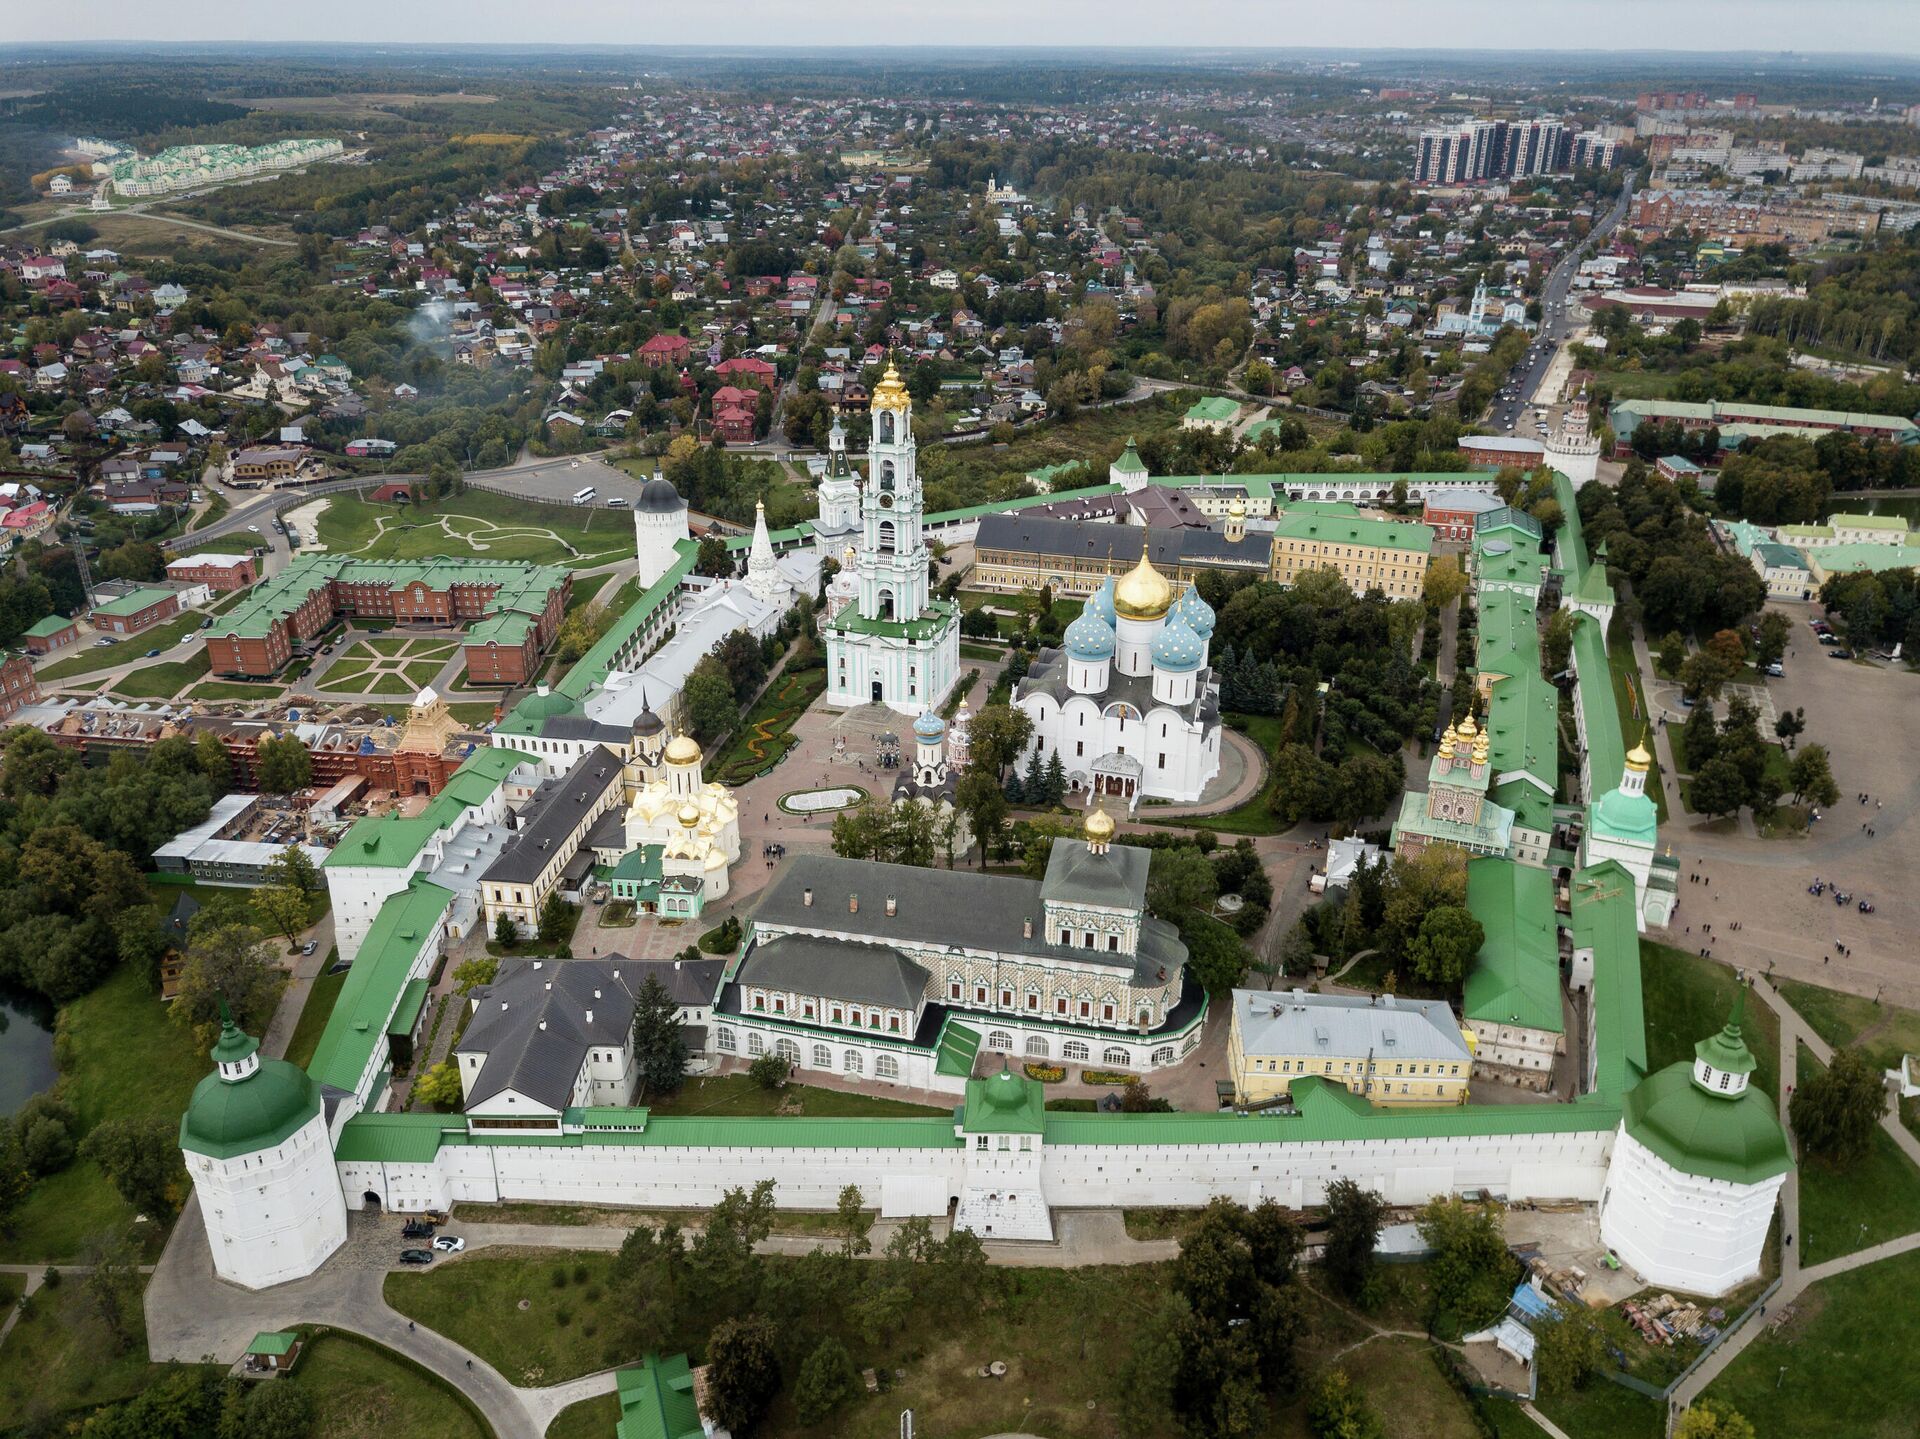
[1569,862,1647,1098]
[1552,472,1615,608]
[305,878,455,1095]
[92,585,178,617]
[24,614,75,638]
[1624,1000,1791,1187]
[1829,512,1909,533]
[388,978,430,1038]
[180,1023,322,1161]
[1272,512,1433,553]
[617,1353,705,1439]
[826,597,958,644]
[1463,858,1564,1034]
[963,1068,1046,1134]
[1570,614,1625,802]
[1610,397,1918,437]
[247,1332,299,1357]
[1185,396,1241,423]
[332,1111,467,1165]
[1112,439,1147,473]
[1752,542,1809,570]
[1814,543,1919,577]
[325,746,527,870]
[331,1110,961,1162]
[1593,783,1658,845]
[211,554,566,648]
[934,1016,982,1078]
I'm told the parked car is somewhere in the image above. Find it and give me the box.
[398,1249,433,1265]
[1828,649,1854,660]
[200,617,214,629]
[301,939,318,956]
[432,1235,465,1253]
[144,648,161,658]
[1765,662,1785,677]
[93,637,114,647]
[401,1219,433,1239]
[1819,634,1841,646]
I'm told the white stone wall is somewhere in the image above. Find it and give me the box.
[1599,1128,1784,1296]
[191,1110,347,1290]
[1018,690,1220,804]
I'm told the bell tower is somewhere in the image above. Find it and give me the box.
[858,363,928,625]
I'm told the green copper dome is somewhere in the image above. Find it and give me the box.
[180,1018,323,1162]
[1624,996,1788,1186]
[1696,989,1758,1078]
[1592,786,1658,845]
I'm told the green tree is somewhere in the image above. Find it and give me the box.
[1679,646,1739,703]
[1787,743,1840,808]
[1306,1368,1383,1439]
[493,911,517,947]
[1656,630,1688,678]
[238,1381,315,1439]
[955,770,1009,869]
[255,735,312,794]
[748,1052,791,1089]
[631,972,688,1098]
[1415,1196,1517,1332]
[82,1117,183,1218]
[79,1233,144,1352]
[963,703,1033,777]
[193,731,232,792]
[252,884,311,951]
[453,954,500,994]
[1167,1198,1306,1437]
[704,1315,781,1436]
[1533,1305,1609,1397]
[412,1060,464,1111]
[1321,1177,1388,1303]
[1790,1046,1885,1165]
[693,534,734,579]
[1406,905,1485,988]
[1148,845,1219,920]
[1754,611,1791,671]
[683,656,738,741]
[0,1125,30,1234]
[265,843,320,897]
[1422,555,1469,609]
[1676,1400,1758,1439]
[1689,754,1751,820]
[537,892,575,948]
[793,1335,861,1425]
[171,921,285,1044]
[835,1183,872,1258]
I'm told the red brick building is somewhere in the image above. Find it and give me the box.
[0,654,41,722]
[638,333,692,368]
[710,385,759,444]
[714,355,778,390]
[166,552,259,593]
[23,614,79,654]
[91,586,182,635]
[207,555,569,684]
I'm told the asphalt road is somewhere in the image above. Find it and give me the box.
[1486,177,1635,434]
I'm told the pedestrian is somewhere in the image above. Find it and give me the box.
[466,1359,473,1371]
[1786,1234,1793,1247]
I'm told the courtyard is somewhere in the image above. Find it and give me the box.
[309,632,465,697]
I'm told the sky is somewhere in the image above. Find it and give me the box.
[8,1,1919,53]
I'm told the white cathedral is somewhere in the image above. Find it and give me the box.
[822,365,961,715]
[1012,557,1223,808]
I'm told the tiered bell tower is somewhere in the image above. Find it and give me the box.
[1547,389,1602,489]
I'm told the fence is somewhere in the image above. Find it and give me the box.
[1593,1273,1783,1432]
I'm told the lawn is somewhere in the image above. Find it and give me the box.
[1640,942,1779,1099]
[1343,1337,1492,1439]
[959,639,1005,661]
[187,678,283,701]
[546,1394,619,1439]
[1534,1379,1664,1439]
[387,1250,1386,1437]
[38,608,210,681]
[1792,1044,1920,1265]
[0,964,212,1262]
[1608,642,1668,823]
[958,588,1085,639]
[1706,1245,1920,1439]
[0,1278,171,1425]
[108,649,211,699]
[1777,977,1920,1141]
[290,1331,493,1439]
[644,1072,949,1119]
[315,489,634,566]
[709,664,829,786]
[284,965,347,1070]
[1144,711,1291,836]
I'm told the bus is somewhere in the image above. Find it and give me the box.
[572,486,597,505]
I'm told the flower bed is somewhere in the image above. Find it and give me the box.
[1080,1069,1133,1086]
[778,786,867,815]
[1023,1062,1065,1083]
[712,666,827,786]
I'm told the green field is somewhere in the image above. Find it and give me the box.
[38,608,209,681]
[1793,1044,1920,1264]
[546,1394,619,1439]
[1534,1378,1663,1439]
[1641,943,1779,1099]
[315,489,635,565]
[318,635,462,696]
[644,1072,948,1119]
[1609,641,1668,823]
[187,678,284,701]
[709,664,829,786]
[1778,978,1920,1140]
[1706,1246,1920,1439]
[284,966,347,1070]
[0,963,209,1262]
[1145,711,1290,836]
[108,649,212,699]
[0,1277,172,1424]
[289,1332,493,1439]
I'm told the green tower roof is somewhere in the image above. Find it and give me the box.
[1623,993,1787,1186]
[180,1018,323,1162]
[1113,438,1147,473]
[1592,786,1658,845]
[963,1066,1045,1135]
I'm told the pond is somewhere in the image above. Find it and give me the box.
[1823,494,1920,526]
[0,988,57,1119]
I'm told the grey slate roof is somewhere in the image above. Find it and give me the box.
[1015,649,1220,728]
[481,746,623,887]
[749,854,1186,987]
[1231,988,1472,1065]
[528,712,631,745]
[737,933,933,1009]
[460,958,639,1110]
[975,512,1273,573]
[1042,837,1151,911]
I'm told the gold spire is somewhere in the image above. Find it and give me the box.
[1113,550,1173,620]
[1438,726,1457,759]
[870,359,911,414]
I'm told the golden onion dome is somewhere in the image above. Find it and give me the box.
[1438,730,1456,758]
[677,802,701,827]
[1113,551,1173,620]
[664,733,702,766]
[1455,710,1478,740]
[1085,803,1116,844]
[1227,496,1247,517]
[870,362,911,414]
[1626,736,1652,772]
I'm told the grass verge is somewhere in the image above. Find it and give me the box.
[1792,1043,1920,1265]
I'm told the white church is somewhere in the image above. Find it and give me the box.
[823,364,961,715]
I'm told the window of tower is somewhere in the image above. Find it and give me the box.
[878,520,896,553]
[879,460,895,491]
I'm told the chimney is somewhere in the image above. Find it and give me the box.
[593,989,602,1000]
[849,893,859,914]
[532,960,543,970]
[803,887,813,907]
[1022,917,1033,939]
[586,1009,593,1025]
[538,1019,547,1031]
[885,895,896,916]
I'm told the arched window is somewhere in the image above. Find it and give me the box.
[774,1038,800,1065]
[1063,1041,1090,1062]
[877,588,896,621]
[878,519,897,553]
[879,459,896,490]
[987,1030,1013,1053]
[878,411,895,445]
[716,1027,737,1053]
[812,1043,833,1069]
[1150,1045,1175,1066]
[875,1054,900,1079]
[1103,1046,1130,1066]
[843,1050,864,1074]
[746,1032,765,1056]
[1024,1035,1050,1059]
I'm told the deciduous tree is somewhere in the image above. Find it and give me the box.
[1790,1046,1885,1165]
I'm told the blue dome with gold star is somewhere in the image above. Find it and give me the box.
[1150,615,1205,673]
[1063,610,1117,662]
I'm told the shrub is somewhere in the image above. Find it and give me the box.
[551,1266,569,1288]
[1023,1062,1065,1082]
[1081,1069,1132,1085]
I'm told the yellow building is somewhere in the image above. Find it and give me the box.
[1227,988,1475,1108]
[1269,511,1433,600]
